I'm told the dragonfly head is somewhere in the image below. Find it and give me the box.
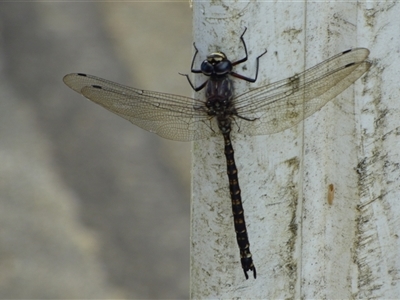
[201,51,233,77]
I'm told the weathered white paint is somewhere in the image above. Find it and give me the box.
[354,2,400,298]
[190,1,399,298]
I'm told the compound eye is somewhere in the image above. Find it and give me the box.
[214,60,232,75]
[201,61,213,76]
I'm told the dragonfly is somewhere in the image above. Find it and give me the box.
[63,28,371,280]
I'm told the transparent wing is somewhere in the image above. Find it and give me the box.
[63,73,217,141]
[64,48,370,141]
[232,48,371,135]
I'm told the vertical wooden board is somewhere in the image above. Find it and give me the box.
[301,2,362,299]
[191,1,307,298]
[355,2,400,298]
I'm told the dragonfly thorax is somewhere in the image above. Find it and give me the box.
[205,76,234,109]
[205,75,235,134]
[201,51,233,76]
[205,97,231,113]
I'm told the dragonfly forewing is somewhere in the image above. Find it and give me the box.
[63,73,217,141]
[231,48,371,135]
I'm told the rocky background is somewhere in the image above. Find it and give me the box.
[0,2,192,299]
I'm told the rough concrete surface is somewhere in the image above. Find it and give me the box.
[0,2,192,299]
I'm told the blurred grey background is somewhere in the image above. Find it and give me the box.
[0,2,192,299]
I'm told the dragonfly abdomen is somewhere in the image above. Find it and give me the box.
[222,132,256,279]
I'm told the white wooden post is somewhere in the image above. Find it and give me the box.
[190,1,400,298]
[354,2,400,298]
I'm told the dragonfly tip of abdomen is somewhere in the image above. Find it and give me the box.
[243,265,257,280]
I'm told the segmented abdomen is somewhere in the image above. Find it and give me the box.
[222,132,256,279]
